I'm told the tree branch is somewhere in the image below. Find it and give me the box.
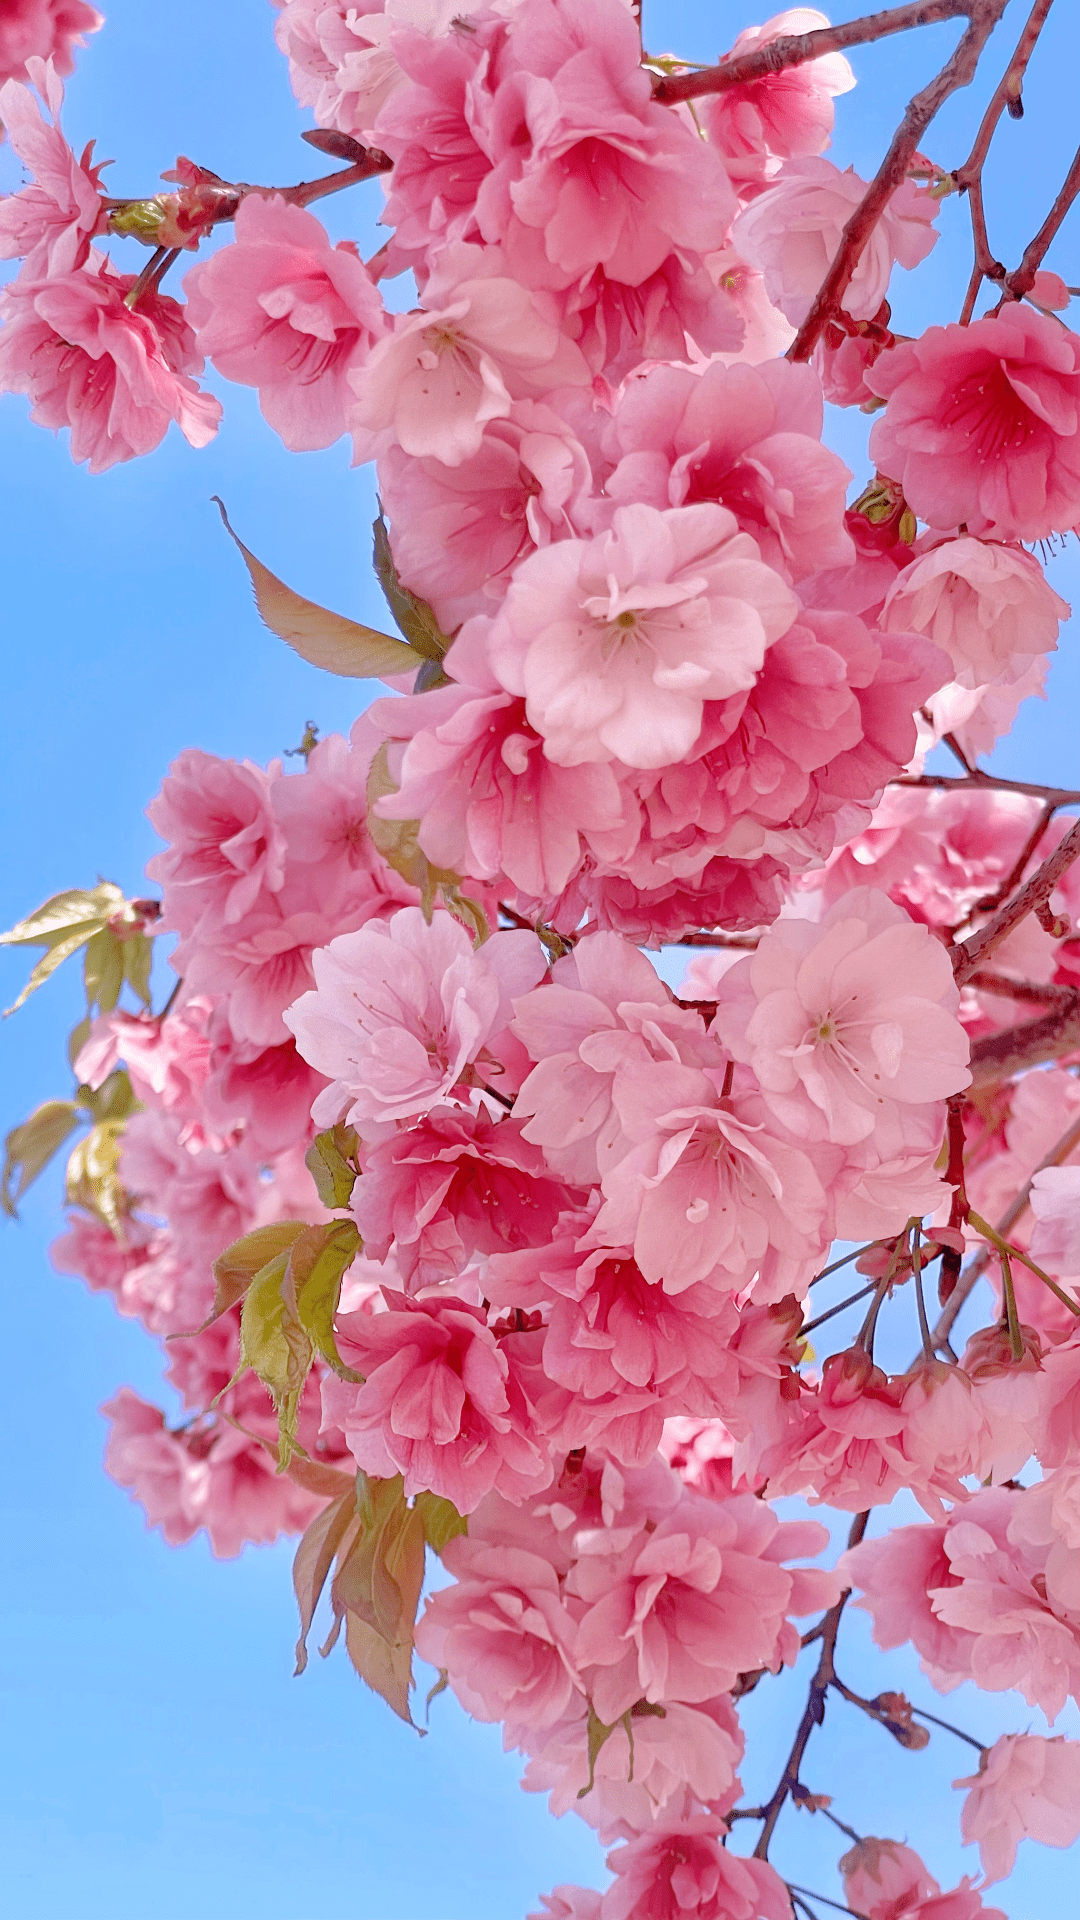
[1002,137,1080,299]
[967,993,1080,1086]
[787,0,1010,362]
[952,817,1080,983]
[650,1,979,105]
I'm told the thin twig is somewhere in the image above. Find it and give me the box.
[895,770,1080,804]
[803,1283,879,1336]
[973,800,1057,914]
[952,817,1080,984]
[1004,138,1080,299]
[910,1704,987,1752]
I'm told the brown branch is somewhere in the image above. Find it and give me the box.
[967,992,1080,1086]
[973,799,1056,913]
[787,0,1010,362]
[105,147,392,240]
[930,1110,1080,1343]
[752,1513,870,1860]
[895,771,1080,804]
[954,0,1056,185]
[1002,138,1080,299]
[952,817,1080,983]
[967,968,1078,1007]
[650,1,979,105]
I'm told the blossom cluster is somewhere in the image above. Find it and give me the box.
[6,1,1080,1916]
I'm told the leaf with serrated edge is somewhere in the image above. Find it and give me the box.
[0,883,123,949]
[235,1250,313,1469]
[3,925,102,1017]
[83,928,124,1015]
[214,497,419,681]
[65,1118,129,1234]
[2,1099,80,1218]
[372,513,452,662]
[185,1219,309,1335]
[283,1219,362,1379]
[331,1479,426,1726]
[121,934,154,1008]
[293,1487,357,1675]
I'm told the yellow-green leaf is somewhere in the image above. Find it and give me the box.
[190,1218,310,1335]
[305,1124,360,1209]
[0,883,123,950]
[4,925,101,1017]
[414,1491,467,1555]
[2,1099,80,1218]
[372,513,453,662]
[330,1475,426,1726]
[214,497,420,681]
[77,1068,139,1127]
[121,934,154,1009]
[236,1250,313,1470]
[82,928,125,1016]
[282,1218,363,1380]
[65,1118,129,1234]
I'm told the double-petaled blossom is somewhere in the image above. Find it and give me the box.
[881,537,1069,690]
[0,59,107,272]
[0,250,221,470]
[0,0,101,88]
[840,1838,1006,1920]
[731,155,937,326]
[600,1820,792,1920]
[702,8,854,187]
[954,1734,1080,1884]
[1029,1165,1080,1277]
[182,193,387,450]
[284,906,545,1130]
[867,305,1080,540]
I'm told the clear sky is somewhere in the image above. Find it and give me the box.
[2,4,1080,1916]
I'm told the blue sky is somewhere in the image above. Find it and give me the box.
[2,3,1080,1915]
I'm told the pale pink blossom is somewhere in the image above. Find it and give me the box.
[182,193,386,450]
[714,887,970,1145]
[0,59,106,272]
[0,251,221,470]
[284,906,545,1130]
[731,156,937,325]
[529,1890,602,1920]
[323,1291,553,1510]
[868,304,1080,540]
[523,1696,743,1837]
[840,1838,1006,1920]
[0,0,101,88]
[602,1818,792,1920]
[349,258,590,466]
[1029,1165,1080,1276]
[147,749,287,938]
[484,502,798,770]
[703,10,854,187]
[954,1732,1080,1883]
[882,537,1069,688]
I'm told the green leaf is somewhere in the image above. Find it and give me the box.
[3,925,101,1017]
[122,934,154,1009]
[235,1250,313,1470]
[305,1124,360,1210]
[188,1218,310,1335]
[372,513,454,662]
[64,1118,130,1234]
[214,497,420,682]
[0,883,124,950]
[82,928,125,1016]
[281,1218,363,1381]
[414,1491,467,1555]
[76,1068,139,1126]
[2,1099,80,1218]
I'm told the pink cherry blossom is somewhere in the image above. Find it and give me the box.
[415,1530,585,1744]
[147,749,287,938]
[524,1695,744,1837]
[840,1839,1006,1920]
[0,0,101,87]
[1029,1165,1080,1276]
[714,887,970,1145]
[702,9,854,188]
[484,501,798,770]
[568,1490,837,1721]
[0,250,221,470]
[529,1891,602,1920]
[868,304,1080,540]
[322,1290,553,1510]
[182,193,386,450]
[731,155,937,326]
[284,906,545,1130]
[954,1732,1080,1883]
[602,1818,792,1920]
[881,537,1069,689]
[349,260,590,466]
[0,59,107,273]
[600,355,854,583]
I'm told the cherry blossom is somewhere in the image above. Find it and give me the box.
[954,1733,1080,1883]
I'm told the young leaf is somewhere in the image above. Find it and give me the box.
[281,1218,363,1380]
[0,881,137,1017]
[236,1250,313,1469]
[305,1124,360,1209]
[2,1098,80,1218]
[366,744,488,942]
[121,933,154,1008]
[330,1476,426,1726]
[372,513,454,662]
[82,928,125,1016]
[64,1118,130,1234]
[214,497,420,681]
[293,1486,357,1676]
[191,1218,310,1334]
[413,1491,467,1555]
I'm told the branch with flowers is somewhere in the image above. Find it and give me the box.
[5,0,1080,1915]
